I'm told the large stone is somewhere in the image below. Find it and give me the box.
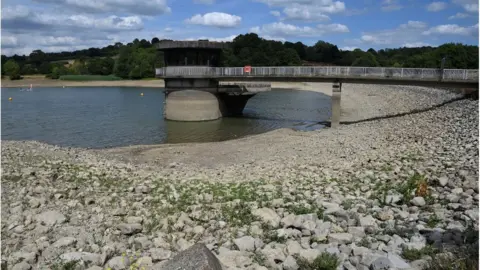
[252,208,280,228]
[410,197,426,207]
[160,244,222,270]
[233,236,256,252]
[283,255,299,270]
[298,249,321,263]
[36,210,66,226]
[438,177,448,187]
[328,233,353,244]
[150,248,172,262]
[370,257,393,270]
[106,256,130,270]
[118,223,142,235]
[386,253,411,269]
[12,262,31,270]
[60,252,102,266]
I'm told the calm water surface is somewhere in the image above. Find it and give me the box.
[1,87,331,148]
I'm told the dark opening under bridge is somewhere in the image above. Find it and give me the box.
[154,40,479,127]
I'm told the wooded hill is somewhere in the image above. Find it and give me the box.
[2,33,478,80]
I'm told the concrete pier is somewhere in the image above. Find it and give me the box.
[331,81,342,128]
[156,40,270,122]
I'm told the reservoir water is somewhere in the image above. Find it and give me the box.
[1,87,331,148]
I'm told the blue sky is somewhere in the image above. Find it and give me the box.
[1,0,479,56]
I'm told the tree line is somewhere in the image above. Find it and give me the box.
[1,33,478,80]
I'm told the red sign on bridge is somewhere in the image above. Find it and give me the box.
[244,66,251,73]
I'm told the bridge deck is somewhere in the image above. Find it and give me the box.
[156,66,479,88]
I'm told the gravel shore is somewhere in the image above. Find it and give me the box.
[1,85,478,270]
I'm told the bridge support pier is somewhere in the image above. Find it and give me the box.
[164,90,255,121]
[331,81,342,128]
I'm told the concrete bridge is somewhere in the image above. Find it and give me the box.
[155,40,478,127]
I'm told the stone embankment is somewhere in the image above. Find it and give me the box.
[1,87,478,269]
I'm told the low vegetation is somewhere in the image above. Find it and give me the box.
[296,252,340,270]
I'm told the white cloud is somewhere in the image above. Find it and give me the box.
[381,0,403,11]
[448,12,469,19]
[340,46,358,51]
[426,2,447,12]
[422,23,478,35]
[452,0,479,13]
[32,0,171,15]
[348,20,478,48]
[185,12,242,28]
[1,36,18,48]
[1,5,144,32]
[270,10,281,16]
[254,0,345,21]
[403,42,432,47]
[282,5,333,21]
[250,22,348,37]
[193,0,215,4]
[185,35,237,42]
[164,27,173,32]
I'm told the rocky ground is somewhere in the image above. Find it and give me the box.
[1,90,479,269]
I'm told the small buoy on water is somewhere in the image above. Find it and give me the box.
[140,93,144,96]
[9,97,12,101]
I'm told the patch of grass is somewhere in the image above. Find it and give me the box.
[401,245,439,261]
[51,260,78,270]
[425,245,478,270]
[341,199,355,210]
[252,252,267,266]
[59,75,122,81]
[397,173,427,203]
[220,201,256,227]
[297,252,340,270]
[426,213,442,228]
[286,204,315,215]
[358,237,371,248]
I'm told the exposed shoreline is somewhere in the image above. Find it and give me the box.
[1,82,478,269]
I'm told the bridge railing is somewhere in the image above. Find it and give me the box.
[155,66,479,81]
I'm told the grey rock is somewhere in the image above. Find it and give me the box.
[260,243,286,267]
[60,252,102,266]
[358,215,377,228]
[370,257,393,270]
[136,256,153,267]
[160,244,222,270]
[126,216,143,224]
[387,253,411,269]
[234,236,256,252]
[385,194,402,205]
[107,256,130,270]
[118,223,142,235]
[298,249,321,263]
[285,240,303,256]
[12,262,31,270]
[410,197,426,207]
[86,267,103,270]
[438,177,448,187]
[150,248,172,262]
[53,237,77,248]
[328,233,353,244]
[9,252,37,265]
[348,227,366,238]
[253,208,280,228]
[36,210,66,226]
[283,255,299,270]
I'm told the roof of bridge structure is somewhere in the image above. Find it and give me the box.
[155,40,230,50]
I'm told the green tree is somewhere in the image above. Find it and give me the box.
[4,59,21,80]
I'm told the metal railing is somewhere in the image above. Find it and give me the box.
[155,66,479,81]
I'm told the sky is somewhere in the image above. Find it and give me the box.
[1,0,479,56]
